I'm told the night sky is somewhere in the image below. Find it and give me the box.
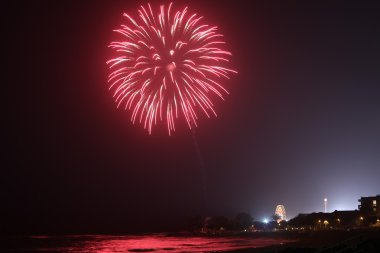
[3,0,380,234]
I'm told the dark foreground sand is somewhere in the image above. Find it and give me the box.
[224,229,380,253]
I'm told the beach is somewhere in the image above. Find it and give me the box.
[225,229,380,253]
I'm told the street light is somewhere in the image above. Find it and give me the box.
[359,216,364,226]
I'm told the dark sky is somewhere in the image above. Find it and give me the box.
[3,0,380,234]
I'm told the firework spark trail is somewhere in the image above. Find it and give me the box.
[191,129,208,210]
[107,3,237,135]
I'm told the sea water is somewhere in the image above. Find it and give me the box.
[3,234,292,252]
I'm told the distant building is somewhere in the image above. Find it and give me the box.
[358,195,380,216]
[289,210,360,229]
[275,205,286,222]
[288,194,380,229]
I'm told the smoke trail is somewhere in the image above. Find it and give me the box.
[191,129,208,211]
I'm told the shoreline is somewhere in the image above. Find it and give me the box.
[221,229,380,253]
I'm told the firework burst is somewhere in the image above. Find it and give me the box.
[107,2,237,135]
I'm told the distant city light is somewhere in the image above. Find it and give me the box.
[263,218,269,224]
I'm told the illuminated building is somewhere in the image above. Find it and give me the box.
[275,205,287,222]
[289,194,380,229]
[289,210,359,229]
[358,195,380,216]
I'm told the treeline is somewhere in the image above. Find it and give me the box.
[186,213,287,232]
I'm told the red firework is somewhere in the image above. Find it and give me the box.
[107,2,236,135]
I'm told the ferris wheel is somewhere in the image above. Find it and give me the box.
[275,205,287,222]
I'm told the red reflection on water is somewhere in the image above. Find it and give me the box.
[76,235,295,253]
